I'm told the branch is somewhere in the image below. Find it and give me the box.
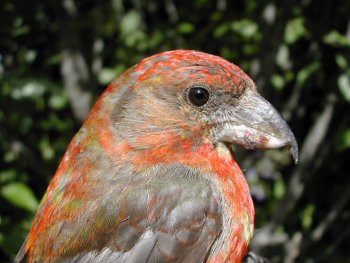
[311,181,350,242]
[59,0,93,121]
[61,49,92,121]
[314,226,350,262]
[251,93,336,251]
[272,93,336,223]
[283,232,302,263]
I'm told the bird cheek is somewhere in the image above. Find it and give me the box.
[180,104,197,119]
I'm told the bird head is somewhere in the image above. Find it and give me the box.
[98,50,298,165]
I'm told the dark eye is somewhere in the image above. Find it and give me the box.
[188,86,210,107]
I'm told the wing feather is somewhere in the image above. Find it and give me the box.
[17,164,222,263]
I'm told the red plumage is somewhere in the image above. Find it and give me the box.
[16,50,297,263]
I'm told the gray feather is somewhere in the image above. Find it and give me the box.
[61,164,222,263]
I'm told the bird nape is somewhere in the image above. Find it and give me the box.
[15,50,298,263]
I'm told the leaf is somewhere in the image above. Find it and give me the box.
[296,62,320,86]
[1,183,38,213]
[338,129,350,151]
[49,93,68,110]
[276,44,292,70]
[98,66,125,85]
[273,178,285,199]
[0,170,17,183]
[214,23,229,38]
[13,17,30,37]
[271,74,285,90]
[300,204,315,230]
[11,81,45,100]
[120,11,145,48]
[24,49,37,64]
[284,17,308,44]
[39,137,54,160]
[335,54,348,70]
[120,10,142,35]
[178,22,194,34]
[231,19,258,38]
[338,74,350,102]
[323,30,350,47]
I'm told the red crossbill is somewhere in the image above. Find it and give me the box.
[16,50,297,263]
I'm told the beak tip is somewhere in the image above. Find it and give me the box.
[289,142,299,165]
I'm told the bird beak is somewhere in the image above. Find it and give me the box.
[215,89,298,164]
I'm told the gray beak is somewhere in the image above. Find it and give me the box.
[215,89,298,164]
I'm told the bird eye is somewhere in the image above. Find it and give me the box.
[188,86,209,107]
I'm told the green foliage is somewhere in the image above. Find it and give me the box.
[178,22,195,34]
[323,30,350,47]
[284,17,308,44]
[1,0,350,262]
[231,19,259,38]
[300,204,315,230]
[273,177,285,199]
[338,129,350,151]
[98,66,126,85]
[296,62,320,86]
[338,74,350,102]
[1,183,38,213]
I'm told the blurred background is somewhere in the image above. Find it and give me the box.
[1,0,350,262]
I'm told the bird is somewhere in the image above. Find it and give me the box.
[15,50,298,263]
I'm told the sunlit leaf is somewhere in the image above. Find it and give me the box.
[120,10,142,35]
[39,138,54,160]
[1,183,38,213]
[11,81,45,100]
[300,204,315,230]
[148,31,164,49]
[178,22,194,34]
[335,54,348,69]
[276,44,292,70]
[13,17,30,36]
[323,30,350,47]
[338,74,350,102]
[338,129,350,151]
[98,66,125,85]
[120,11,145,48]
[24,50,37,64]
[231,19,258,38]
[214,23,229,38]
[0,170,17,183]
[296,62,320,86]
[271,74,285,90]
[273,178,285,199]
[285,17,308,44]
[49,93,68,110]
